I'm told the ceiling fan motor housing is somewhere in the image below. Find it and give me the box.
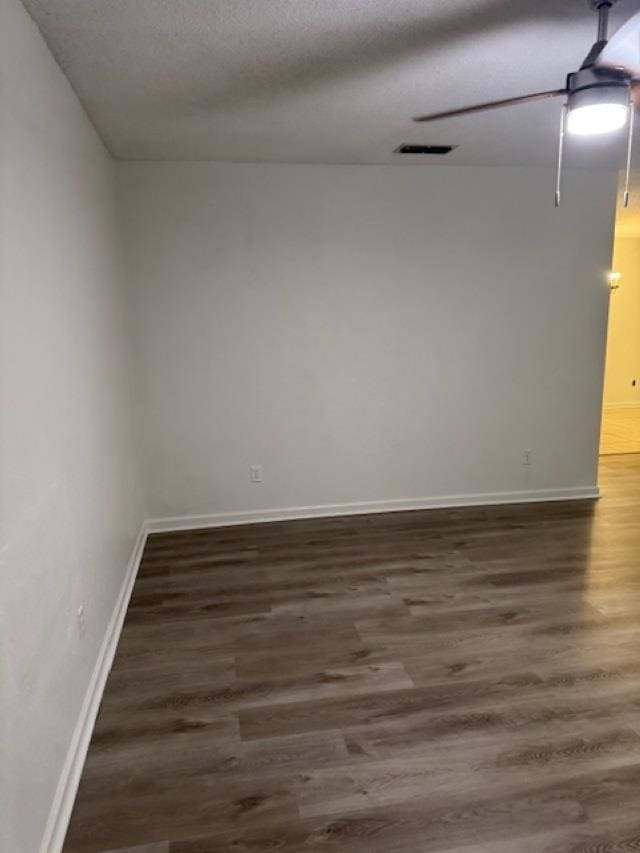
[566,66,630,113]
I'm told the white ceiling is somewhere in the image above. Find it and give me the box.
[20,0,640,165]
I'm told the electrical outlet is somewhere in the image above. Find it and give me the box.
[77,605,86,637]
[249,465,263,483]
[523,449,532,467]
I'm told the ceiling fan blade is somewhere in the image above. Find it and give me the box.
[595,10,640,78]
[413,89,567,123]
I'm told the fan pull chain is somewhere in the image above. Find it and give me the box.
[623,101,635,208]
[555,104,568,208]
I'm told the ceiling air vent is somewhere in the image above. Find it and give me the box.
[395,144,457,155]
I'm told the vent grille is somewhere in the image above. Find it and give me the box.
[395,144,457,155]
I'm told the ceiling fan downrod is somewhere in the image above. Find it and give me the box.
[595,0,613,43]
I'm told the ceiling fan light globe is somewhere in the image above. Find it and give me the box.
[567,102,628,135]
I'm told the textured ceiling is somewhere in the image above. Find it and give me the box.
[20,0,640,165]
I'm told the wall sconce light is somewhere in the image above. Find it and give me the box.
[608,271,622,292]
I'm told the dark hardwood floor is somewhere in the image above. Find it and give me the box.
[64,455,640,852]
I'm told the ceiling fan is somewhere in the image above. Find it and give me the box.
[413,0,640,206]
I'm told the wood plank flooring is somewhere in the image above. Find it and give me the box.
[64,455,640,852]
[599,405,640,455]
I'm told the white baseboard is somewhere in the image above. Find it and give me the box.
[146,486,599,533]
[40,521,148,853]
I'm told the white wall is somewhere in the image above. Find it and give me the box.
[603,234,640,406]
[118,162,616,521]
[0,1,144,850]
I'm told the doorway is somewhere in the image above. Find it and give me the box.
[600,211,640,456]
